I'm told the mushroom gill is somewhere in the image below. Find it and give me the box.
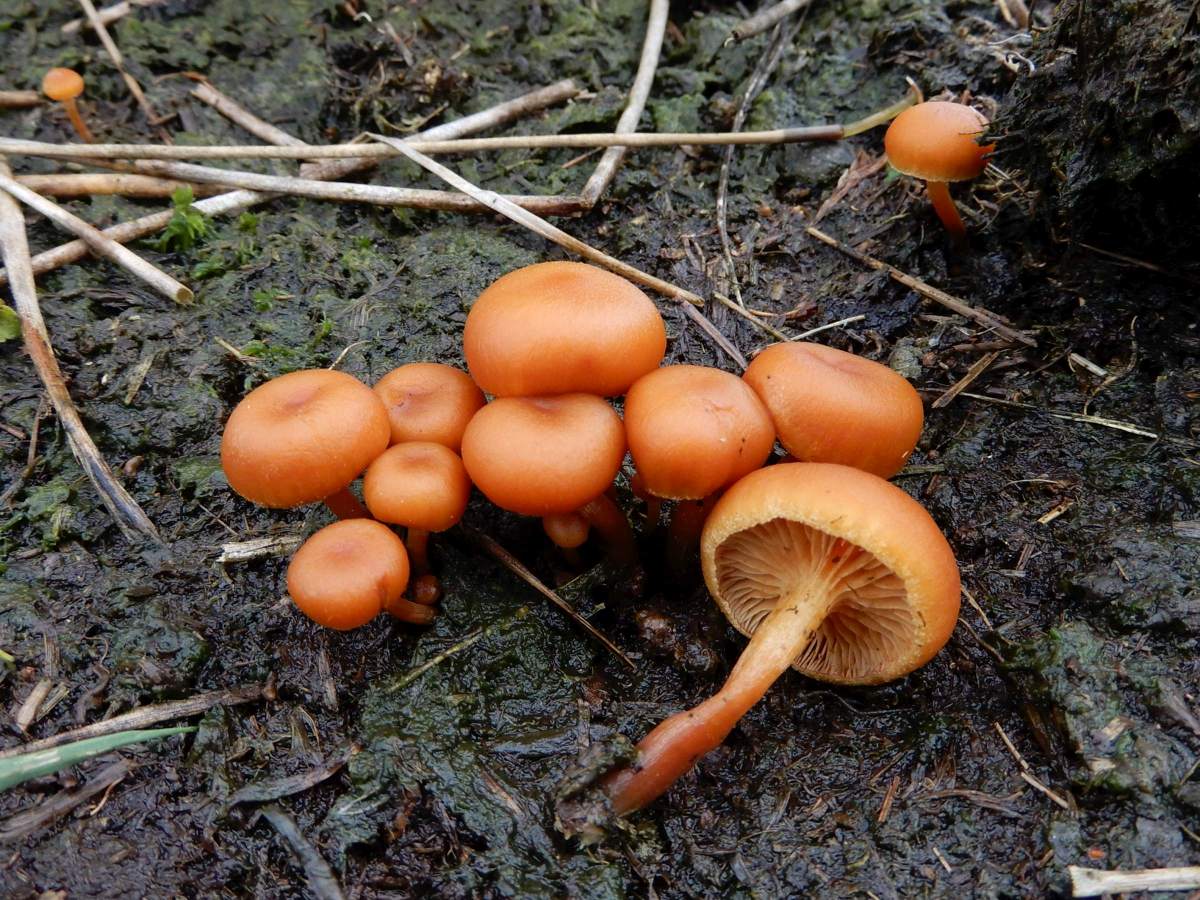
[714,517,917,682]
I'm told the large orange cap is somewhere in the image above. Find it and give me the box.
[743,342,924,479]
[221,369,390,509]
[701,463,960,685]
[42,68,84,102]
[363,442,471,532]
[463,261,666,397]
[373,363,484,452]
[460,394,625,516]
[884,101,993,182]
[625,365,775,500]
[286,520,410,630]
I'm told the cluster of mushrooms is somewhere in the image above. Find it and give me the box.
[221,99,989,821]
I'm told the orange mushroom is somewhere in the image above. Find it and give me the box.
[594,463,960,817]
[41,67,93,143]
[286,519,432,629]
[883,100,993,244]
[461,394,635,564]
[464,262,666,397]
[362,441,472,604]
[373,363,485,452]
[624,365,775,569]
[743,342,924,479]
[221,369,390,520]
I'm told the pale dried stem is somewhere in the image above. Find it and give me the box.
[191,82,308,148]
[0,90,40,109]
[15,173,221,198]
[0,157,160,542]
[0,126,849,162]
[1069,865,1200,898]
[730,0,814,42]
[0,81,581,288]
[0,171,191,303]
[581,0,668,205]
[75,0,161,125]
[62,0,160,34]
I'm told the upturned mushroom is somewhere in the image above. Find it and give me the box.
[596,463,960,816]
[743,342,924,479]
[464,261,666,397]
[883,100,994,244]
[461,394,635,564]
[287,519,433,629]
[373,363,485,452]
[362,441,472,604]
[624,365,775,569]
[221,369,390,520]
[41,67,94,143]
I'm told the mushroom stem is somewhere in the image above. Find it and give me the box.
[384,594,437,624]
[322,486,370,520]
[578,493,637,567]
[603,561,851,815]
[630,472,661,531]
[406,527,431,574]
[544,511,590,551]
[61,98,95,143]
[667,496,713,573]
[924,180,966,245]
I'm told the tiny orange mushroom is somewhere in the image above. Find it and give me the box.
[42,67,94,143]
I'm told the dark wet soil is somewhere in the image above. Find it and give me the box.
[1,1,1197,897]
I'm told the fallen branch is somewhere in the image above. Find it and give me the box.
[15,172,220,198]
[0,80,582,287]
[0,157,161,542]
[0,759,131,843]
[75,0,162,125]
[931,351,1004,409]
[228,746,355,806]
[730,0,815,43]
[62,0,161,34]
[0,171,191,302]
[1070,865,1200,897]
[259,806,347,900]
[219,534,304,564]
[804,226,1037,347]
[0,90,40,109]
[960,391,1196,445]
[372,133,704,307]
[191,81,308,149]
[581,0,668,205]
[461,525,634,670]
[0,682,269,759]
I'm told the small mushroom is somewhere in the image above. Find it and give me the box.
[221,369,390,520]
[464,262,666,397]
[884,100,994,244]
[41,68,94,143]
[743,342,924,479]
[287,519,432,629]
[461,394,635,564]
[362,441,472,602]
[373,362,485,452]
[624,365,775,569]
[598,463,960,815]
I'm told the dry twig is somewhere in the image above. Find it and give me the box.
[0,759,132,843]
[730,0,815,42]
[0,157,160,542]
[75,0,162,125]
[0,90,40,109]
[259,806,347,900]
[15,172,219,198]
[0,171,191,303]
[1069,865,1200,897]
[62,0,161,34]
[191,82,308,149]
[805,226,1036,347]
[931,351,1004,409]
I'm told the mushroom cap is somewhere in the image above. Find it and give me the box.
[701,463,960,685]
[362,441,471,532]
[460,394,625,516]
[221,369,390,508]
[463,261,666,397]
[373,363,484,452]
[743,342,924,479]
[286,519,410,630]
[884,101,992,182]
[42,67,84,102]
[625,365,775,500]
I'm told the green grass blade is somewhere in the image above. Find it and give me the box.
[0,726,196,792]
